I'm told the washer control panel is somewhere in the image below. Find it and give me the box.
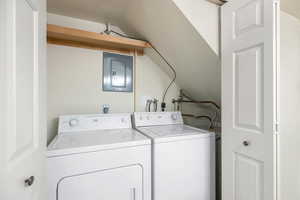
[58,113,132,134]
[133,112,183,127]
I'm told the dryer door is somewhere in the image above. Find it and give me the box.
[57,165,143,200]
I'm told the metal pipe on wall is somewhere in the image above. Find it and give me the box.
[182,114,214,129]
[173,99,220,110]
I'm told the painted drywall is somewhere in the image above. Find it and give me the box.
[47,14,179,143]
[47,0,132,27]
[279,11,300,200]
[135,55,179,112]
[281,0,300,21]
[47,0,221,104]
[171,0,220,54]
[47,13,125,35]
[124,0,221,104]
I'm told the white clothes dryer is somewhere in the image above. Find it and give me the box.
[47,113,151,200]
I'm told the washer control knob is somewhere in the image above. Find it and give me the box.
[69,119,79,127]
[25,176,35,187]
[243,140,250,146]
[171,113,178,120]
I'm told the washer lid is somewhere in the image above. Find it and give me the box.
[47,128,150,157]
[136,124,213,143]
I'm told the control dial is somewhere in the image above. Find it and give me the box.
[69,119,79,127]
[171,113,178,120]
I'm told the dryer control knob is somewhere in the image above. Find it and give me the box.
[69,119,79,127]
[171,113,178,120]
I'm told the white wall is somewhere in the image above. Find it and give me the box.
[47,14,179,142]
[281,0,300,21]
[124,0,221,104]
[47,0,222,110]
[279,11,300,200]
[171,0,219,54]
[135,55,179,112]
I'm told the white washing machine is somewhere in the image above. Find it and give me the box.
[133,112,215,200]
[47,113,151,200]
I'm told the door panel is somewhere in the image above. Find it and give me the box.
[0,0,46,199]
[234,44,264,132]
[233,0,264,37]
[10,0,37,160]
[222,0,279,200]
[58,165,143,200]
[235,153,263,200]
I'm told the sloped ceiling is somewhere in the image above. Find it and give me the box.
[281,0,300,20]
[47,0,221,104]
[47,0,131,26]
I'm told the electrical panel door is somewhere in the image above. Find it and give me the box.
[103,52,133,92]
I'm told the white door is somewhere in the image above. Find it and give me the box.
[0,0,46,199]
[222,0,279,200]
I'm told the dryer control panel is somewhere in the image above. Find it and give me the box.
[58,113,132,134]
[133,112,183,127]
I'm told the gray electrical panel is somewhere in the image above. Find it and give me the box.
[102,52,133,92]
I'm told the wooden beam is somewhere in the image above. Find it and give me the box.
[47,37,144,55]
[47,37,145,55]
[47,24,150,55]
[206,0,227,6]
